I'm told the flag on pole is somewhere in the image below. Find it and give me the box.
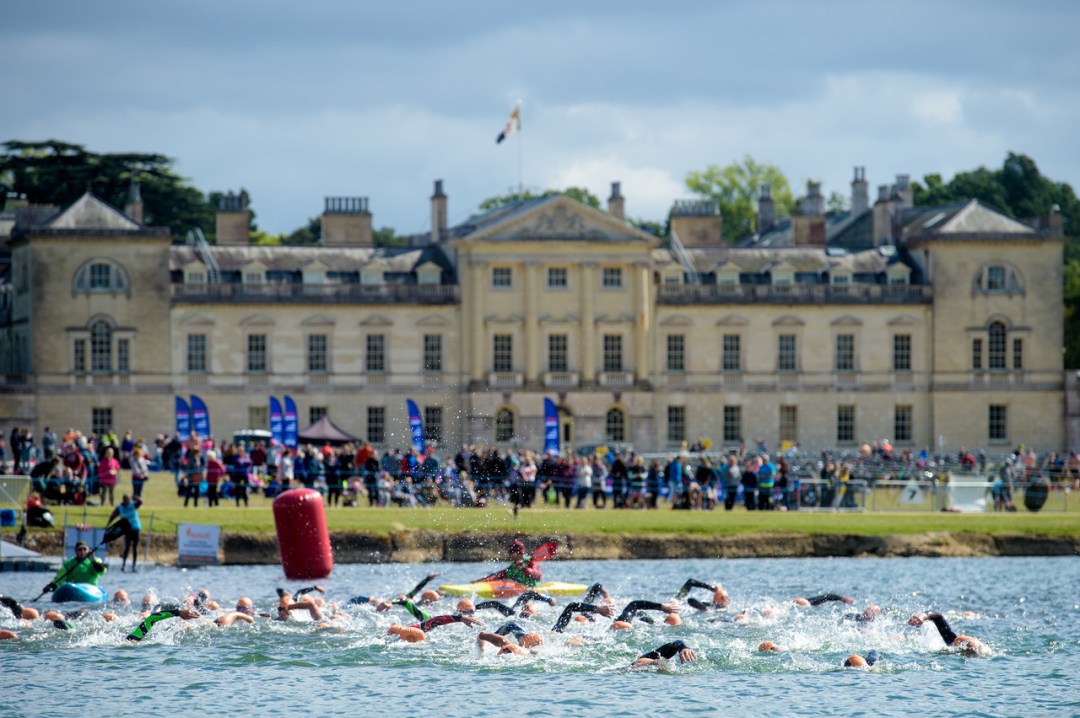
[405,399,425,453]
[496,103,521,144]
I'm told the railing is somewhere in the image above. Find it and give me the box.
[488,371,523,388]
[172,283,459,305]
[543,371,580,388]
[657,283,933,305]
[598,371,634,387]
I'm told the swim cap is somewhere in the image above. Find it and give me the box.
[112,589,130,605]
[0,629,17,640]
[610,620,633,631]
[664,613,682,626]
[21,607,39,620]
[520,632,544,648]
[387,624,404,636]
[421,590,440,603]
[713,588,729,607]
[44,610,65,622]
[575,614,588,622]
[456,599,475,612]
[509,539,526,553]
[397,626,426,643]
[757,641,780,653]
[519,602,537,617]
[843,654,867,667]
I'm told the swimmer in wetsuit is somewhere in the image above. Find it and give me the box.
[462,591,559,618]
[793,593,855,607]
[348,573,443,610]
[610,599,681,630]
[632,640,697,668]
[476,621,545,655]
[908,612,985,655]
[676,579,729,611]
[843,650,881,667]
[125,607,201,641]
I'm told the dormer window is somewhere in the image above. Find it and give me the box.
[986,266,1006,291]
[975,263,1022,295]
[831,273,851,285]
[772,272,793,286]
[244,272,264,284]
[186,272,206,285]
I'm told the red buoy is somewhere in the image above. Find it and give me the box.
[273,488,333,580]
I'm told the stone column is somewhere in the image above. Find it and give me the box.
[469,259,487,383]
[634,261,651,383]
[523,260,540,384]
[580,262,597,383]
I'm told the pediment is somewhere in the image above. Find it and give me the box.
[241,260,268,273]
[539,313,580,324]
[178,312,216,327]
[659,315,693,327]
[595,314,635,324]
[460,195,658,245]
[830,315,863,327]
[715,314,750,327]
[240,313,276,327]
[301,314,336,327]
[416,314,452,328]
[772,315,805,327]
[887,314,922,327]
[358,314,393,327]
[48,193,141,231]
[484,314,525,325]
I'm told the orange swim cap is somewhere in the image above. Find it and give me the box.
[713,589,729,607]
[566,635,585,647]
[519,602,537,617]
[793,598,810,607]
[575,615,588,623]
[611,620,633,631]
[664,614,682,626]
[21,607,39,620]
[457,599,475,612]
[421,590,440,603]
[0,629,17,640]
[112,589,130,605]
[843,654,867,667]
[757,641,780,653]
[397,626,426,643]
[44,610,65,622]
[102,612,117,622]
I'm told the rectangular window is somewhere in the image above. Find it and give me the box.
[987,266,1006,291]
[602,267,622,288]
[603,334,623,372]
[666,334,685,373]
[780,405,798,445]
[548,334,568,372]
[248,406,269,430]
[972,338,983,371]
[73,339,86,374]
[423,334,442,372]
[307,334,328,373]
[366,334,385,373]
[89,263,111,290]
[894,405,913,443]
[667,406,686,444]
[367,406,386,444]
[491,267,512,288]
[989,405,1007,441]
[309,406,327,425]
[778,334,797,372]
[1012,338,1023,370]
[723,405,742,444]
[91,407,113,437]
[117,338,130,374]
[493,334,513,372]
[547,267,567,288]
[837,405,855,444]
[247,334,267,374]
[722,335,741,372]
[425,406,443,444]
[893,334,911,372]
[835,334,854,372]
[187,334,207,373]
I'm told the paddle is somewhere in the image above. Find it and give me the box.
[30,518,129,602]
[475,540,559,583]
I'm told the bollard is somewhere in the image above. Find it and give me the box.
[272,488,333,579]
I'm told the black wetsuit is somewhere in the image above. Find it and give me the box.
[411,613,471,633]
[494,621,528,641]
[805,593,850,606]
[675,579,718,599]
[923,613,958,645]
[637,640,690,662]
[550,602,601,632]
[615,600,668,623]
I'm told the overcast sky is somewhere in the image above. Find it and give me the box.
[3,0,1078,236]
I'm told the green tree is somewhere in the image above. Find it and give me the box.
[0,139,214,238]
[685,155,795,241]
[478,186,601,212]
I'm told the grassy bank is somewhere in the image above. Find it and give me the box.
[24,471,1080,540]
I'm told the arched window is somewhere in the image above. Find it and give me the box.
[988,321,1007,370]
[495,408,515,443]
[606,407,626,443]
[72,259,129,294]
[90,320,112,373]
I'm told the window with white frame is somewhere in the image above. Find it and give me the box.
[666,334,685,373]
[667,406,686,444]
[547,267,568,289]
[778,334,797,372]
[989,405,1007,442]
[491,267,512,288]
[606,407,626,442]
[723,405,741,443]
[602,267,622,288]
[837,405,855,444]
[835,334,855,372]
[988,322,1007,370]
[307,334,328,373]
[423,334,442,372]
[247,334,267,374]
[187,334,207,373]
[722,335,741,372]
[495,407,515,442]
[90,321,112,373]
[91,408,113,436]
[425,406,442,444]
[493,334,513,372]
[548,334,568,372]
[780,405,798,445]
[367,406,385,444]
[366,334,386,373]
[603,334,623,372]
[894,405,912,443]
[117,338,130,374]
[893,334,911,372]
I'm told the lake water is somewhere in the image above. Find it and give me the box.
[1,556,1078,718]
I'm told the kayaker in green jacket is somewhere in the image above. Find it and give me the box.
[46,540,108,591]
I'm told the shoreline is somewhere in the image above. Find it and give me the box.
[15,529,1080,566]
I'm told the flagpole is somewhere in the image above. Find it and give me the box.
[516,99,523,196]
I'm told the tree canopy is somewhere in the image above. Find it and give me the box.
[0,140,215,238]
[478,186,601,213]
[685,155,795,242]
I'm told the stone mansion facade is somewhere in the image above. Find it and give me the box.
[0,169,1069,453]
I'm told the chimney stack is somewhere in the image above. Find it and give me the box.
[321,196,372,247]
[607,181,625,221]
[758,184,776,233]
[669,199,722,247]
[873,185,895,245]
[215,191,249,245]
[895,174,913,209]
[851,166,869,215]
[430,179,447,243]
[803,180,825,216]
[125,181,144,225]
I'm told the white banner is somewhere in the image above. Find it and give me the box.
[177,523,221,565]
[65,526,106,556]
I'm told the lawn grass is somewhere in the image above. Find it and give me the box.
[23,471,1080,539]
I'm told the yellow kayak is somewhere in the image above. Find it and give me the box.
[438,580,587,598]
